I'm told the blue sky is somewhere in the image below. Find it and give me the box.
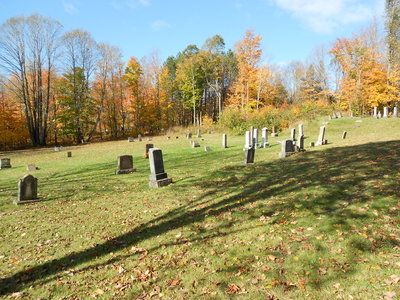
[0,0,385,65]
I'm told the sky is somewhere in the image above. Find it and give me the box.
[0,0,385,66]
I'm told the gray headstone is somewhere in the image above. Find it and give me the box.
[15,174,39,205]
[128,137,134,142]
[148,137,153,141]
[342,131,347,139]
[290,128,296,141]
[67,151,72,157]
[316,126,326,146]
[26,164,38,171]
[261,128,269,148]
[197,128,201,138]
[208,130,212,134]
[393,106,398,118]
[298,124,304,137]
[54,147,60,152]
[378,111,382,118]
[373,107,378,118]
[204,146,211,152]
[0,158,11,169]
[383,107,388,118]
[279,140,295,158]
[116,155,136,174]
[149,148,172,188]
[271,126,278,137]
[144,144,154,158]
[244,131,251,149]
[191,140,200,148]
[242,147,255,165]
[297,135,305,152]
[222,134,227,148]
[310,142,315,147]
[186,132,192,139]
[250,126,254,147]
[138,134,142,142]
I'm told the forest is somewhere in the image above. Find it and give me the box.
[0,0,399,150]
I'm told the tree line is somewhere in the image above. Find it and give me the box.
[0,0,399,149]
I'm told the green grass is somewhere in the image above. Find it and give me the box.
[0,117,399,299]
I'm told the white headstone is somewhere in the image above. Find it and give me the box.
[290,128,296,141]
[245,131,251,149]
[393,107,398,118]
[373,107,378,118]
[298,124,303,137]
[222,134,227,148]
[261,128,269,148]
[253,128,259,147]
[383,107,388,118]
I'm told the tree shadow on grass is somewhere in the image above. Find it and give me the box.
[0,140,399,295]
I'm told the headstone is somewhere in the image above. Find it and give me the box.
[26,164,38,171]
[59,146,64,150]
[378,111,382,118]
[261,128,269,148]
[128,137,134,142]
[67,151,72,157]
[186,133,192,139]
[253,128,259,147]
[310,142,315,147]
[14,174,39,205]
[242,147,255,165]
[222,134,228,148]
[0,158,12,169]
[197,128,201,138]
[328,116,332,120]
[316,126,326,146]
[342,131,347,139]
[138,134,142,142]
[167,136,171,140]
[383,107,388,118]
[296,135,305,152]
[144,144,154,158]
[191,140,200,148]
[244,131,251,149]
[290,128,296,142]
[147,137,153,141]
[298,124,303,137]
[208,130,212,134]
[204,146,211,152]
[271,126,278,137]
[54,147,59,152]
[279,140,295,158]
[338,112,343,118]
[373,107,378,118]
[149,148,172,188]
[250,126,254,147]
[393,106,398,118]
[115,155,136,174]
[332,112,338,119]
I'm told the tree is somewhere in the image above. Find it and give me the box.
[386,0,400,74]
[0,14,62,146]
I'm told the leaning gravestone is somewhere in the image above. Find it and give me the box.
[393,106,398,118]
[261,128,269,148]
[342,131,347,139]
[26,164,38,171]
[290,128,296,142]
[242,147,255,166]
[0,158,11,169]
[279,140,295,158]
[115,155,136,174]
[144,144,154,158]
[149,148,172,188]
[204,146,211,152]
[316,126,326,146]
[222,134,228,148]
[14,174,39,205]
[128,137,134,142]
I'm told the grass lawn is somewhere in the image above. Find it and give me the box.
[0,117,399,299]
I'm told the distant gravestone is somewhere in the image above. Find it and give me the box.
[290,128,296,142]
[128,137,134,142]
[186,133,192,139]
[242,147,255,165]
[197,128,201,138]
[244,131,251,149]
[54,147,60,152]
[0,158,11,169]
[261,128,269,148]
[253,128,259,148]
[279,140,295,158]
[298,124,304,137]
[148,137,153,141]
[167,136,171,140]
[338,112,343,118]
[316,126,326,146]
[208,130,212,134]
[378,111,382,118]
[342,131,347,139]
[26,164,38,171]
[250,126,254,146]
[14,174,39,205]
[310,142,315,147]
[393,107,398,118]
[191,140,200,148]
[332,112,338,119]
[383,107,388,118]
[144,144,154,158]
[328,116,332,120]
[271,126,278,137]
[373,107,378,118]
[149,148,172,188]
[67,151,72,157]
[222,134,228,148]
[138,134,142,142]
[115,155,136,174]
[204,146,211,152]
[297,135,305,152]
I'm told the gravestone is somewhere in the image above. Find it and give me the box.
[204,146,211,152]
[0,158,12,169]
[298,124,304,137]
[249,126,254,147]
[26,164,38,171]
[67,151,72,157]
[115,155,136,174]
[167,136,171,140]
[149,148,172,188]
[128,137,134,142]
[14,174,39,205]
[297,135,305,152]
[197,128,201,138]
[373,107,378,118]
[208,130,212,134]
[279,140,295,158]
[332,112,338,119]
[342,131,347,139]
[138,134,142,142]
[290,128,296,142]
[316,126,326,146]
[378,111,382,118]
[329,116,332,120]
[242,147,255,165]
[253,128,259,148]
[261,128,269,148]
[60,146,64,150]
[148,137,153,141]
[338,112,343,118]
[144,144,154,158]
[222,134,228,148]
[271,126,278,137]
[310,142,315,147]
[186,133,192,139]
[191,140,200,148]
[383,107,388,118]
[244,131,252,149]
[54,147,60,152]
[393,107,398,118]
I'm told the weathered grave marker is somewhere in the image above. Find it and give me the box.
[244,131,251,149]
[0,158,11,169]
[222,134,228,148]
[149,148,172,188]
[242,147,255,165]
[290,128,296,142]
[342,131,347,139]
[393,107,398,118]
[383,107,388,118]
[261,128,269,148]
[373,107,378,118]
[279,140,295,158]
[204,146,211,152]
[128,137,134,142]
[54,147,60,152]
[26,164,38,171]
[144,144,154,158]
[115,155,136,174]
[271,126,278,137]
[253,128,259,148]
[297,135,305,152]
[191,140,200,148]
[197,128,201,138]
[67,151,72,157]
[316,126,326,146]
[14,174,39,205]
[138,134,142,142]
[298,124,304,137]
